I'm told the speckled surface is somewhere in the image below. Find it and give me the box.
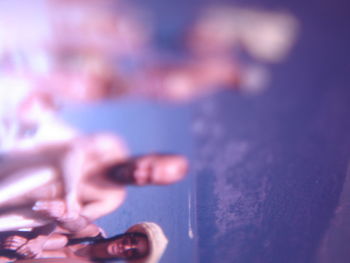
[192,0,350,261]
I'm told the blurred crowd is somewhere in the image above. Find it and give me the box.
[0,0,298,262]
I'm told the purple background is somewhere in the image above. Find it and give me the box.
[62,0,350,262]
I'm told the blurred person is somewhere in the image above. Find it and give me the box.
[1,222,168,263]
[41,0,153,104]
[48,0,152,56]
[0,51,187,234]
[130,56,242,102]
[36,55,123,104]
[0,131,128,230]
[187,6,299,63]
[0,0,151,106]
[0,85,126,230]
[0,135,188,232]
[2,1,278,106]
[0,223,57,262]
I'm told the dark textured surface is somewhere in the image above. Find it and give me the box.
[193,0,350,262]
[194,89,350,262]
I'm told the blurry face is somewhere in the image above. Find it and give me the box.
[133,155,188,185]
[106,233,149,259]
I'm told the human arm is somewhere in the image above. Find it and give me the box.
[58,133,129,221]
[79,189,126,222]
[31,194,121,233]
[32,200,89,233]
[58,143,87,220]
[2,224,57,259]
[57,190,125,231]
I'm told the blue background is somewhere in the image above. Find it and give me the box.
[62,100,196,263]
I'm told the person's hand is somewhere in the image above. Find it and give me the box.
[16,237,46,259]
[3,235,28,251]
[32,200,66,219]
[33,199,82,224]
